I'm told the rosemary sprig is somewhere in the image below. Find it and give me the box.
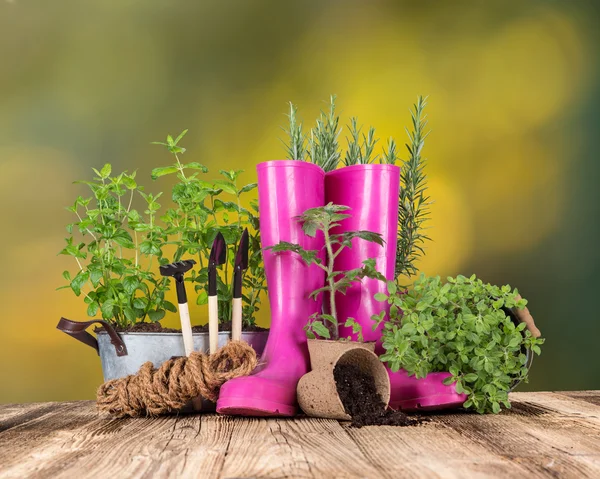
[395,96,432,281]
[281,102,307,160]
[307,95,342,172]
[382,137,398,164]
[344,118,379,166]
[344,117,362,165]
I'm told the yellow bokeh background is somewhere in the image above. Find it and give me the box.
[1,0,598,403]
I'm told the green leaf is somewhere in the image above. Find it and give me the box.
[163,301,177,313]
[87,302,99,317]
[239,183,258,194]
[123,276,140,294]
[101,300,115,319]
[148,309,166,322]
[124,307,137,323]
[312,321,331,339]
[133,297,148,309]
[100,163,112,178]
[387,281,397,295]
[151,166,179,180]
[374,292,388,302]
[184,162,208,172]
[88,269,103,287]
[70,271,89,296]
[196,290,209,305]
[212,180,237,195]
[174,129,188,144]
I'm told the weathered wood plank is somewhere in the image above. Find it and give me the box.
[555,390,600,408]
[510,391,600,427]
[0,402,64,433]
[0,410,232,479]
[0,393,599,479]
[344,419,531,478]
[0,401,98,475]
[435,394,600,478]
[220,416,381,478]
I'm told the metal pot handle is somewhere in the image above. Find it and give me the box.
[56,317,128,357]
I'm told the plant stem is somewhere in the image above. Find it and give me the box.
[323,228,338,337]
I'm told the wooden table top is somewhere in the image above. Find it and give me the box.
[1,391,599,478]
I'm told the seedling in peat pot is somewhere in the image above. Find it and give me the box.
[266,203,386,340]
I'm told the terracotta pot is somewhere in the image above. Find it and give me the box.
[297,339,391,420]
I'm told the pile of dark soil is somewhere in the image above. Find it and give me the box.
[112,322,180,333]
[106,321,268,333]
[334,363,423,428]
[191,320,268,333]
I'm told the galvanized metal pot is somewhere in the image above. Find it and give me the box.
[56,318,268,381]
[97,330,268,381]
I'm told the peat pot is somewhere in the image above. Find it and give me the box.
[57,318,268,381]
[297,339,391,420]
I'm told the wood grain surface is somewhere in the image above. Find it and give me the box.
[1,391,599,478]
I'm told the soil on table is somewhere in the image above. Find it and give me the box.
[334,363,423,428]
[107,321,268,333]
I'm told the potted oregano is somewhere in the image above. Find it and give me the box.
[57,132,269,382]
[375,274,544,413]
[267,203,391,420]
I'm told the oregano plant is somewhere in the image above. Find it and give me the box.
[266,203,385,340]
[375,274,545,414]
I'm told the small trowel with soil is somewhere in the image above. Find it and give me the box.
[232,228,249,342]
[208,233,227,353]
[159,259,197,356]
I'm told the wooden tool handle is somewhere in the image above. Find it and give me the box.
[232,297,242,342]
[208,295,219,354]
[178,302,194,357]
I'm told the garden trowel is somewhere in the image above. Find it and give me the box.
[232,229,249,342]
[159,259,196,356]
[208,233,227,353]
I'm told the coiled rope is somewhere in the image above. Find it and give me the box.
[96,340,257,418]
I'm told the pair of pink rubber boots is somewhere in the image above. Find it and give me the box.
[216,160,464,417]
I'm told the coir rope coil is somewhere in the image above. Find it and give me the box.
[96,340,257,418]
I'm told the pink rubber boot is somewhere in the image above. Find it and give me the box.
[216,160,325,416]
[325,164,466,411]
[325,164,400,344]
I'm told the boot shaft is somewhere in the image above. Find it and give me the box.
[325,164,400,345]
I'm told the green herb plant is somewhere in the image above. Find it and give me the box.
[344,117,379,166]
[395,96,431,281]
[152,131,266,326]
[266,203,385,340]
[375,274,545,414]
[58,164,176,327]
[281,102,307,161]
[307,95,342,172]
[281,96,432,283]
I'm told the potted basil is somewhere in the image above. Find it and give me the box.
[57,132,268,381]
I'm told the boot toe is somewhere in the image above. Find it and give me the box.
[216,375,299,417]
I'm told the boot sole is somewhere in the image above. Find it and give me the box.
[216,397,297,417]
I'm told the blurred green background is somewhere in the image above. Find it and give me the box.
[1,0,598,403]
